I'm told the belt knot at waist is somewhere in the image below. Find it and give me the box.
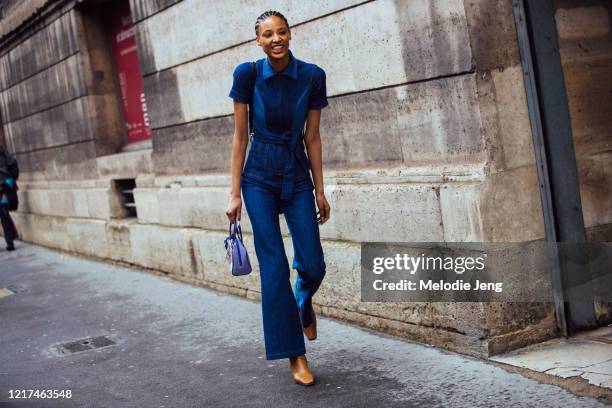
[250,128,309,200]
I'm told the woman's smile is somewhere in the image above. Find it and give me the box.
[256,14,291,63]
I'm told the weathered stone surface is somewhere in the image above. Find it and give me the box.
[132,187,159,224]
[15,189,44,215]
[0,53,86,122]
[75,9,126,157]
[105,219,134,263]
[393,74,484,164]
[97,149,153,179]
[151,115,233,174]
[563,58,612,157]
[132,21,156,75]
[10,212,110,259]
[485,302,558,355]
[555,5,610,40]
[86,188,116,220]
[577,152,612,229]
[129,223,196,276]
[479,164,545,242]
[142,69,185,129]
[595,300,612,326]
[297,0,472,92]
[0,11,79,90]
[4,97,91,154]
[322,183,444,242]
[10,212,69,251]
[16,186,114,220]
[439,184,484,241]
[144,0,471,126]
[473,70,505,175]
[0,0,50,42]
[322,73,484,168]
[64,217,111,258]
[86,92,125,155]
[320,88,404,168]
[464,0,521,71]
[15,140,98,181]
[587,223,612,242]
[555,2,612,234]
[133,179,445,242]
[152,74,484,174]
[129,0,182,23]
[137,0,362,74]
[490,65,535,170]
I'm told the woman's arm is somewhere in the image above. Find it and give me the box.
[304,108,331,224]
[226,100,249,221]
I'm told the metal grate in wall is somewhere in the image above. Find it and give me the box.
[114,178,137,218]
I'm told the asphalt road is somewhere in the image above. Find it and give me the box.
[0,243,607,407]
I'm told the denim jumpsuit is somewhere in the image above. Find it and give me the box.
[229,50,328,360]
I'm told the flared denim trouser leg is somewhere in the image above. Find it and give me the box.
[242,178,326,360]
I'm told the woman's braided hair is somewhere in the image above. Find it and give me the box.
[255,10,290,36]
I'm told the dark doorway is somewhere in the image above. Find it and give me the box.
[75,0,151,154]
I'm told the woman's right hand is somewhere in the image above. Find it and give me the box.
[226,196,242,222]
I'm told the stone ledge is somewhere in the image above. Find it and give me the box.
[96,148,153,179]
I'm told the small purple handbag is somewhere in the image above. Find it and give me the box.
[224,221,252,276]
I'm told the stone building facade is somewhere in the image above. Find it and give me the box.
[0,0,610,357]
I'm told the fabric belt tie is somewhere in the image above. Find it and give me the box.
[252,127,308,200]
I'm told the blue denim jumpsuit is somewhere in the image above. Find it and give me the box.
[229,50,328,360]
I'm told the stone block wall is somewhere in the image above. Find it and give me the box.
[5,0,608,356]
[0,1,125,181]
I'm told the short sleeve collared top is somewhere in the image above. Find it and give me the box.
[228,50,328,199]
[228,49,328,135]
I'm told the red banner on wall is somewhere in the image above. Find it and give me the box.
[109,3,151,143]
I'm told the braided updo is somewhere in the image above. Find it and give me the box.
[255,10,290,36]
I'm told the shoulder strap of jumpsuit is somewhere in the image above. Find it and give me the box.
[248,62,256,135]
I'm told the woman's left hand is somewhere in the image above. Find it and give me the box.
[315,192,331,225]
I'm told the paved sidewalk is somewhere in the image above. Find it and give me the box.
[0,243,609,407]
[492,327,612,390]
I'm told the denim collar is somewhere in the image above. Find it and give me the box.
[262,49,298,81]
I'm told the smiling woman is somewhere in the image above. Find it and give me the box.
[255,11,291,57]
[225,10,331,388]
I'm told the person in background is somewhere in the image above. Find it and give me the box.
[0,144,19,251]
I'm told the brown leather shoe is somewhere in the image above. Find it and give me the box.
[303,304,317,341]
[289,355,315,386]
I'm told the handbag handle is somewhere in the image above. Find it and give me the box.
[229,220,244,242]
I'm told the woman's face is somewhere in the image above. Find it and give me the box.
[256,16,291,60]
